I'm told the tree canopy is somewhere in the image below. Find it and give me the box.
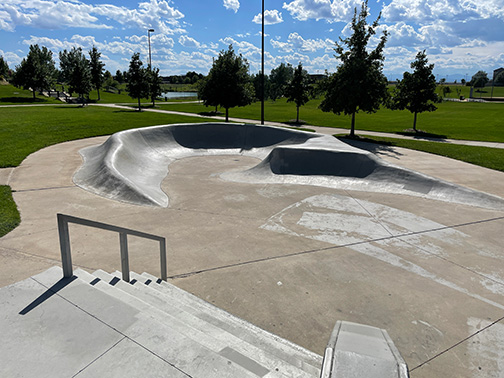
[320,1,388,137]
[126,53,149,111]
[198,45,254,121]
[12,44,56,99]
[0,56,9,79]
[148,66,163,106]
[89,46,105,101]
[391,51,439,131]
[471,71,489,88]
[285,63,311,123]
[269,62,294,101]
[59,47,92,102]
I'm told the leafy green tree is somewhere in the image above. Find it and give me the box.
[252,72,270,101]
[148,66,163,106]
[198,45,254,122]
[320,1,388,138]
[285,63,311,123]
[494,71,504,86]
[115,69,124,83]
[12,45,56,99]
[89,46,105,101]
[391,51,439,131]
[269,62,293,101]
[126,53,149,111]
[0,56,9,80]
[471,71,489,88]
[59,47,92,103]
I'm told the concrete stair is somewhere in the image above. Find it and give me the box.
[0,266,322,377]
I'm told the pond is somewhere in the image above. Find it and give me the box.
[161,91,198,99]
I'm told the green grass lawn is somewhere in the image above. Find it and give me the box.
[158,97,504,142]
[0,83,61,105]
[338,135,504,172]
[0,185,20,238]
[0,105,217,167]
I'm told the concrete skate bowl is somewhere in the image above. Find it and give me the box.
[74,122,504,210]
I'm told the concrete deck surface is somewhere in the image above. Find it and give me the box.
[1,129,504,377]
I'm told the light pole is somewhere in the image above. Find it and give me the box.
[261,0,265,125]
[148,28,154,69]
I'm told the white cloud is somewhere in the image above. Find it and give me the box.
[223,0,240,13]
[178,35,201,48]
[252,9,284,25]
[382,0,504,23]
[271,32,333,53]
[282,0,361,22]
[0,0,185,35]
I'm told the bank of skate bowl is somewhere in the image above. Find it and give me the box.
[74,123,504,210]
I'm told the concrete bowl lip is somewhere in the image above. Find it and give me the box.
[73,122,504,210]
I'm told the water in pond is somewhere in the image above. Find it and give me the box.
[161,91,197,99]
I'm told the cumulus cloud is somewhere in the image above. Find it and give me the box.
[271,32,333,53]
[252,9,284,24]
[223,0,240,13]
[0,0,185,34]
[282,0,361,22]
[382,0,504,23]
[178,35,202,48]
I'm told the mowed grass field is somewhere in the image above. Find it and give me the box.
[158,97,504,142]
[0,104,217,167]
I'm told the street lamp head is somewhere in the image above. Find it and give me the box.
[148,29,155,32]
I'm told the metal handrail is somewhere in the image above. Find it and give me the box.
[57,213,167,282]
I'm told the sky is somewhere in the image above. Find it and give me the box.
[1,0,503,81]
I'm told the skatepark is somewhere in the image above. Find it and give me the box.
[1,122,504,377]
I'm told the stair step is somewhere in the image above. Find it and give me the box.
[138,271,322,374]
[73,269,264,377]
[97,270,319,377]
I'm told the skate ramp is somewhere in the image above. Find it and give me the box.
[73,123,504,210]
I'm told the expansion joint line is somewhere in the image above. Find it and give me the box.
[410,314,504,372]
[32,277,193,378]
[169,215,504,279]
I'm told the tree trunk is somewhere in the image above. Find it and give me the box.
[32,89,36,99]
[97,88,101,101]
[296,106,300,123]
[413,112,418,132]
[225,107,229,122]
[350,112,356,138]
[152,97,155,107]
[137,97,141,111]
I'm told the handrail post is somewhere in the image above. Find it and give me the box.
[119,232,130,282]
[160,238,167,281]
[57,214,73,278]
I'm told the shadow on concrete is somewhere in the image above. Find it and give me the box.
[336,136,404,159]
[19,275,77,315]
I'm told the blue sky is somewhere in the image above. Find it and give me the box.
[1,0,503,81]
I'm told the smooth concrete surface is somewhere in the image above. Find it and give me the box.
[1,127,504,377]
[1,266,320,377]
[73,123,504,210]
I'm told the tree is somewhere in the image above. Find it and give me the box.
[285,63,311,123]
[198,45,254,122]
[89,46,105,101]
[12,45,56,99]
[126,53,149,111]
[59,47,92,103]
[252,72,270,101]
[0,56,9,80]
[391,51,440,132]
[115,70,124,83]
[494,71,504,86]
[148,66,163,106]
[269,62,293,101]
[471,71,489,88]
[319,1,388,138]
